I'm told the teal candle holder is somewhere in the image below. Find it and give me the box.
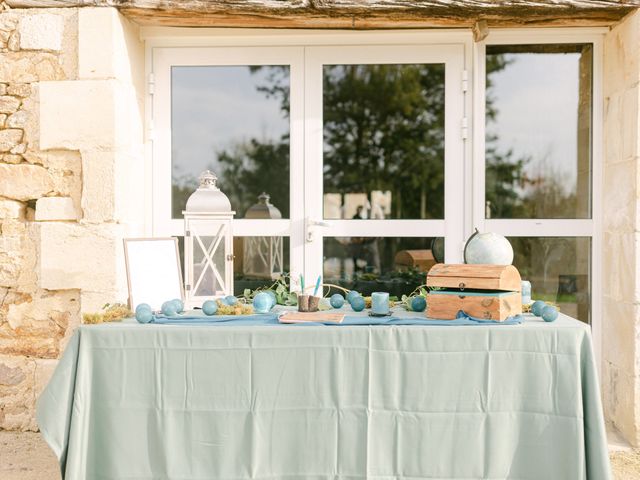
[371,292,390,315]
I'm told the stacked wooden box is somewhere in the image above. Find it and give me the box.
[426,264,522,321]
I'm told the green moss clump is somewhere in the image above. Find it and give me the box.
[83,303,132,324]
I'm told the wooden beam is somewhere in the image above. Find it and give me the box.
[5,0,640,28]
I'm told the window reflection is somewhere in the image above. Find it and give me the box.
[323,237,439,297]
[234,237,290,296]
[485,44,592,219]
[509,237,590,323]
[171,66,290,218]
[322,64,445,220]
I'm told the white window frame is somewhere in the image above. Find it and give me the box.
[472,29,604,371]
[143,27,603,368]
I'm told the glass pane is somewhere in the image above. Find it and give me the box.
[234,236,290,296]
[323,237,441,297]
[192,235,226,296]
[171,66,290,218]
[323,64,445,220]
[485,44,592,219]
[510,237,590,323]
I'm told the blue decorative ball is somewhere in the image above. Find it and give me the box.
[202,300,218,316]
[135,303,152,315]
[224,295,238,306]
[135,308,153,324]
[531,300,546,317]
[171,298,184,313]
[265,290,277,308]
[346,290,361,304]
[253,292,272,314]
[330,294,345,309]
[161,301,178,316]
[411,296,427,312]
[542,305,559,322]
[350,296,366,312]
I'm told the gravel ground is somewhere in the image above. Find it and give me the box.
[1,430,639,479]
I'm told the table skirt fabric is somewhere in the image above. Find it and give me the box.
[36,314,611,480]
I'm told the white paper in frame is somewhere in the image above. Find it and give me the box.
[123,238,184,311]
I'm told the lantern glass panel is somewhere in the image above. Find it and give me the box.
[243,236,284,280]
[192,234,227,296]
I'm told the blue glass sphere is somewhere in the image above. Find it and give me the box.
[542,305,559,322]
[265,290,277,308]
[350,296,365,312]
[161,301,178,316]
[224,295,238,306]
[253,292,272,314]
[330,294,345,309]
[135,303,151,315]
[202,300,218,316]
[171,298,184,313]
[135,308,153,324]
[531,300,546,317]
[411,296,427,312]
[346,290,361,304]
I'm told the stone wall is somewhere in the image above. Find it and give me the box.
[603,9,640,446]
[0,6,144,430]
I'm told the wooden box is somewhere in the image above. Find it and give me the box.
[394,249,436,272]
[426,264,522,321]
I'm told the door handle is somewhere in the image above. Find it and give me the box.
[306,218,330,242]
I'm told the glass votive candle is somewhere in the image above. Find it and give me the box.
[521,280,532,305]
[371,292,390,315]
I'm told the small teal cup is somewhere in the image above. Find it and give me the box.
[371,292,390,315]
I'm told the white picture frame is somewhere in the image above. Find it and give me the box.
[123,237,184,311]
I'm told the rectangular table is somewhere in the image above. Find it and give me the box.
[37,313,611,479]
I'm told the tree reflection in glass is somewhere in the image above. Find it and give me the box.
[171,65,291,219]
[485,44,593,219]
[322,64,446,220]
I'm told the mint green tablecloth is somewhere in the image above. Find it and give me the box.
[36,313,611,480]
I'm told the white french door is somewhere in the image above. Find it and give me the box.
[303,45,466,285]
[151,43,467,291]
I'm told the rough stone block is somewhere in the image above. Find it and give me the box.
[2,154,22,164]
[0,164,54,201]
[18,13,64,51]
[0,199,25,220]
[7,83,31,98]
[2,288,80,359]
[0,95,20,114]
[0,354,36,430]
[0,52,66,83]
[35,197,77,221]
[7,110,28,128]
[0,128,22,152]
[40,79,142,151]
[0,14,18,33]
[10,143,26,155]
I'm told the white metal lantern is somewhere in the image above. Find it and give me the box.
[243,192,284,280]
[183,171,235,308]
